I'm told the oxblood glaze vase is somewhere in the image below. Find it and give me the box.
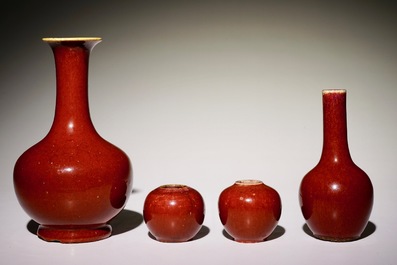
[143,184,205,242]
[299,89,373,242]
[218,180,282,243]
[13,37,133,243]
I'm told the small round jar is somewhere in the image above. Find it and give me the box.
[218,180,282,243]
[143,184,205,242]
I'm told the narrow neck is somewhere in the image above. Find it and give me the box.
[320,90,352,163]
[45,38,101,136]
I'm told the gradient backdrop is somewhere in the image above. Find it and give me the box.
[1,1,396,264]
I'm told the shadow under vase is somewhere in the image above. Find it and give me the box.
[26,209,143,240]
[222,225,286,243]
[302,221,376,242]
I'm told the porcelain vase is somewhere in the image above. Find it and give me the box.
[13,37,133,243]
[299,89,373,242]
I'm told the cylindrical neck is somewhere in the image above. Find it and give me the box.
[44,38,101,136]
[320,89,352,163]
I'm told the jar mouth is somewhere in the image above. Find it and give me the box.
[322,89,346,94]
[235,179,263,186]
[159,184,188,189]
[42,37,102,42]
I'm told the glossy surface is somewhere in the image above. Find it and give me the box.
[299,90,373,241]
[143,184,205,242]
[13,38,133,243]
[218,180,282,243]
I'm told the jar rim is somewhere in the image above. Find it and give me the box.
[159,184,188,189]
[235,179,263,185]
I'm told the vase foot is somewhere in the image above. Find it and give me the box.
[314,234,360,242]
[37,224,112,243]
[234,239,264,243]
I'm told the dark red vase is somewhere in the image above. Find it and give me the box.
[299,89,373,242]
[13,37,133,243]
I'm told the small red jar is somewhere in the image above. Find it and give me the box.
[143,184,205,242]
[218,180,282,243]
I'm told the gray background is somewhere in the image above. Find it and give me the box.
[1,1,396,264]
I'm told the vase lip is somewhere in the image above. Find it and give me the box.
[42,37,102,42]
[322,89,346,94]
[235,179,263,186]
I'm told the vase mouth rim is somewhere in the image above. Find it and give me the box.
[42,37,102,42]
[322,89,346,94]
[235,179,263,186]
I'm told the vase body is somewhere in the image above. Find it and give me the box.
[299,89,373,242]
[13,37,133,243]
[218,180,282,243]
[143,184,205,242]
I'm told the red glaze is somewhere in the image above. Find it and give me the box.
[13,38,133,243]
[143,184,205,242]
[299,89,373,242]
[218,180,282,243]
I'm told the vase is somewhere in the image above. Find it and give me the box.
[143,184,205,242]
[218,180,282,243]
[299,89,373,242]
[13,37,133,243]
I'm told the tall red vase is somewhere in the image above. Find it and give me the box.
[13,37,133,243]
[299,89,373,241]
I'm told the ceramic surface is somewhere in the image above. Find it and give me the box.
[219,180,282,243]
[143,184,205,242]
[13,37,133,243]
[299,89,373,241]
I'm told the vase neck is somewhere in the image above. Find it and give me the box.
[319,90,352,164]
[45,38,101,136]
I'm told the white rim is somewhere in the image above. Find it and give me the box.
[42,37,102,42]
[235,179,263,186]
[322,89,346,94]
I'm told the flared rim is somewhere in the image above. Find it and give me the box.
[42,37,102,42]
[322,89,346,94]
